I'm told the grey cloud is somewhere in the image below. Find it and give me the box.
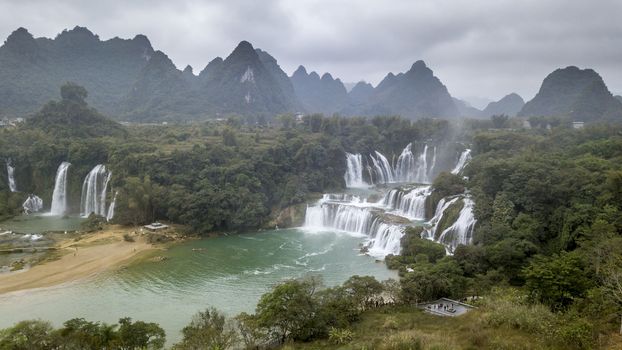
[1,0,621,104]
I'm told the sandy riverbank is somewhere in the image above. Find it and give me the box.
[0,226,158,295]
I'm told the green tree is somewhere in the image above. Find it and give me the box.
[57,318,117,350]
[173,307,237,350]
[341,275,384,311]
[0,320,58,350]
[114,317,165,350]
[524,252,594,310]
[255,277,322,343]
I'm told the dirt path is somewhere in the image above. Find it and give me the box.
[0,227,156,295]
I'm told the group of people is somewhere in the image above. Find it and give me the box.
[426,302,456,313]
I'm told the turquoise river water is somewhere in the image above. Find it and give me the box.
[0,227,396,344]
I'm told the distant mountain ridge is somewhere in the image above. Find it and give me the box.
[0,27,621,123]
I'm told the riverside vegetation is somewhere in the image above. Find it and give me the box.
[1,84,622,349]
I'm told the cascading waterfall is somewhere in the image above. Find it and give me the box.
[305,144,477,259]
[437,197,477,253]
[23,194,43,214]
[106,191,118,222]
[366,143,435,185]
[379,186,431,220]
[80,165,112,217]
[369,151,395,184]
[50,162,71,216]
[428,146,437,180]
[394,143,416,183]
[451,149,472,174]
[303,196,404,258]
[366,219,404,257]
[422,196,460,241]
[413,144,428,183]
[344,153,368,188]
[6,159,17,192]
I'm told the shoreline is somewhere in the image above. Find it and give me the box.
[0,226,162,295]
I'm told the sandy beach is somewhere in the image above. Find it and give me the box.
[0,227,156,295]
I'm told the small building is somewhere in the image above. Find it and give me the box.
[144,222,169,232]
[419,298,476,317]
[572,121,585,129]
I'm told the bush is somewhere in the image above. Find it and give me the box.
[554,316,594,350]
[123,233,135,242]
[328,327,354,345]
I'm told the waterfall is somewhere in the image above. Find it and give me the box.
[379,186,431,220]
[80,165,112,217]
[428,146,437,180]
[422,196,460,241]
[395,143,416,183]
[50,162,71,216]
[414,144,428,183]
[369,151,394,184]
[303,196,404,258]
[437,197,476,253]
[106,191,118,222]
[451,149,472,174]
[344,153,368,188]
[23,194,43,214]
[6,159,17,192]
[366,219,404,257]
[364,143,435,185]
[422,196,476,253]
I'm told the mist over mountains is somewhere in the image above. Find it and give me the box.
[1,26,621,123]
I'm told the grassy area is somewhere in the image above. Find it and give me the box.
[280,289,622,350]
[280,305,546,350]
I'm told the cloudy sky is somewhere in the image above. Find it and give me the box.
[1,0,620,107]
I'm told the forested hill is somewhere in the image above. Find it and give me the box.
[29,83,126,138]
[0,27,153,117]
[518,66,622,122]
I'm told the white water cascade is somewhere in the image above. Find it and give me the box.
[6,159,17,192]
[344,153,368,188]
[304,195,405,258]
[422,196,476,253]
[22,195,43,214]
[106,191,118,222]
[80,165,112,217]
[379,186,431,220]
[50,162,71,216]
[451,149,472,175]
[368,143,436,185]
[437,197,477,253]
[310,145,477,259]
[428,146,437,181]
[369,151,395,184]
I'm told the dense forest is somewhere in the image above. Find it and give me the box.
[1,84,622,349]
[0,84,451,228]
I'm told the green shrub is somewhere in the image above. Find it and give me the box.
[328,327,354,345]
